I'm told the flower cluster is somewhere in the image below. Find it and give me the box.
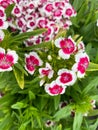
[24,36,89,96]
[7,0,76,46]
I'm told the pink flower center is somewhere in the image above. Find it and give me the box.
[66,8,72,16]
[42,69,50,76]
[29,4,34,9]
[0,19,3,27]
[0,10,4,17]
[0,53,14,69]
[0,1,9,8]
[14,7,20,14]
[78,57,89,73]
[60,39,75,54]
[60,72,72,84]
[45,4,53,12]
[53,10,62,17]
[38,19,47,28]
[30,21,35,27]
[49,85,63,94]
[26,56,39,71]
[18,20,23,27]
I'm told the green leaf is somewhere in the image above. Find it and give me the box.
[5,4,15,17]
[73,0,85,11]
[13,66,24,89]
[54,95,61,110]
[11,102,27,109]
[9,29,46,45]
[28,91,35,100]
[53,105,71,121]
[83,77,98,94]
[88,109,98,117]
[87,62,98,71]
[57,124,62,130]
[23,41,51,51]
[73,112,83,130]
[89,119,98,130]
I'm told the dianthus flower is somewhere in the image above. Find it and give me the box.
[39,62,54,86]
[45,81,66,96]
[0,47,18,72]
[72,52,89,78]
[25,52,43,75]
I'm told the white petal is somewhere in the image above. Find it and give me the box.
[40,79,45,86]
[77,71,85,78]
[0,67,12,72]
[54,37,63,48]
[59,49,70,59]
[0,47,5,53]
[48,70,54,79]
[7,49,18,63]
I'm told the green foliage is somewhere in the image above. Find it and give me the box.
[0,0,98,129]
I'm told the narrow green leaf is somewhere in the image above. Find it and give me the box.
[73,112,83,130]
[13,66,24,89]
[57,124,62,130]
[23,41,51,51]
[11,102,27,109]
[53,105,71,121]
[9,29,46,44]
[88,109,98,117]
[87,62,98,71]
[89,119,98,130]
[83,77,98,94]
[28,91,35,100]
[54,95,61,110]
[5,4,15,17]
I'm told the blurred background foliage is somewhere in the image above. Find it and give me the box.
[0,0,98,130]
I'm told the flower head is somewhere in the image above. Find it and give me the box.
[72,52,89,78]
[25,52,43,75]
[54,36,76,59]
[45,81,66,96]
[56,69,77,86]
[0,47,18,72]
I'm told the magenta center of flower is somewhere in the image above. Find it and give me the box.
[14,7,20,14]
[60,72,72,84]
[60,39,75,54]
[66,8,73,16]
[0,10,4,17]
[45,4,53,12]
[42,69,50,76]
[0,53,14,69]
[78,57,89,73]
[49,85,63,94]
[0,19,3,27]
[26,56,39,71]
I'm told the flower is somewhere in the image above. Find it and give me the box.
[45,81,66,96]
[56,69,77,86]
[39,62,54,86]
[0,47,18,72]
[54,36,76,59]
[72,52,89,78]
[25,52,43,75]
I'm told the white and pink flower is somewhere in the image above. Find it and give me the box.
[56,69,77,86]
[0,47,18,72]
[72,52,89,78]
[39,62,54,86]
[45,81,66,96]
[54,36,76,59]
[25,52,43,75]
